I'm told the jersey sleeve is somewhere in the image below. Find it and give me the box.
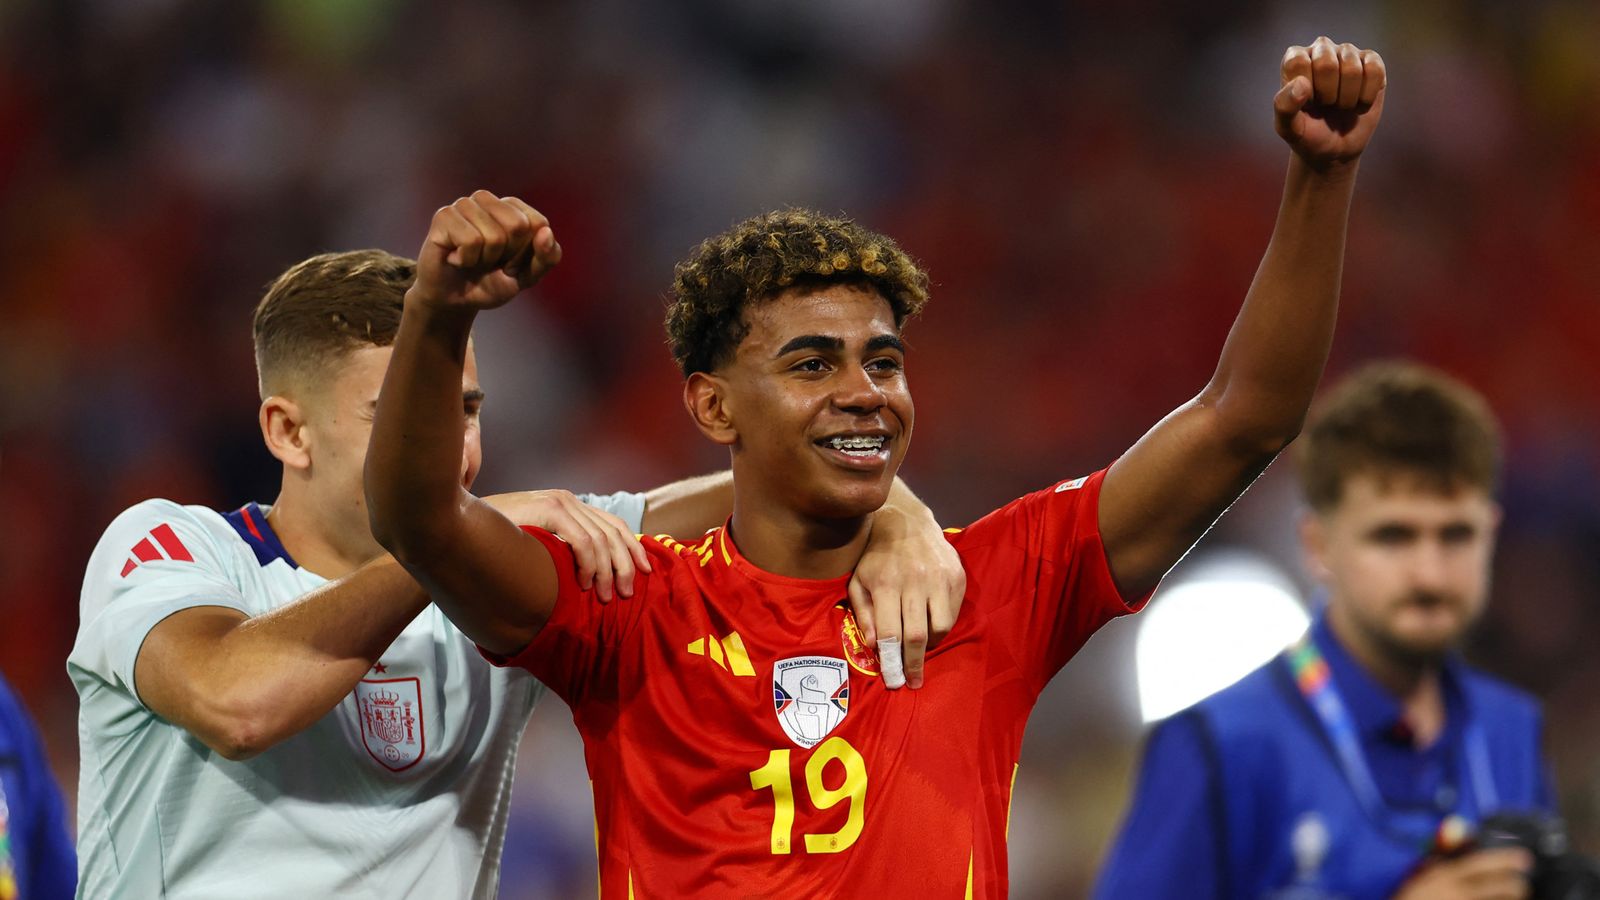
[1092,711,1226,900]
[70,500,252,709]
[479,526,662,711]
[575,491,647,535]
[951,468,1150,689]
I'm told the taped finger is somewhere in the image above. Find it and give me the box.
[878,637,906,690]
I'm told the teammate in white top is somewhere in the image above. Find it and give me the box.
[70,245,964,899]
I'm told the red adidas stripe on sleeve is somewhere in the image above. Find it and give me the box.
[150,523,193,561]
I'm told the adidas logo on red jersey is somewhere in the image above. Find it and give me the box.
[119,524,194,577]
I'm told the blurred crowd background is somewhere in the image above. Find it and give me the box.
[2,0,1597,895]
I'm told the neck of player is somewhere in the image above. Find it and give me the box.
[1327,604,1447,747]
[726,499,872,581]
[267,484,381,580]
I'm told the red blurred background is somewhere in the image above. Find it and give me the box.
[2,1,1596,895]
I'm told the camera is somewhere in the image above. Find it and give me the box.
[1457,814,1600,900]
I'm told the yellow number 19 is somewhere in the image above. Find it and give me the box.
[748,736,868,855]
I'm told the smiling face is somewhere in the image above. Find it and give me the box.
[1304,472,1500,666]
[689,283,912,522]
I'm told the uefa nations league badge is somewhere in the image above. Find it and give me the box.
[772,656,850,749]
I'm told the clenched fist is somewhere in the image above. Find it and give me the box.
[409,190,562,312]
[1275,37,1386,168]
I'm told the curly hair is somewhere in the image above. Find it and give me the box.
[666,209,930,375]
[1296,361,1502,511]
[252,249,416,398]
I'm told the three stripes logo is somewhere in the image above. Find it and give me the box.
[687,631,756,677]
[119,524,194,577]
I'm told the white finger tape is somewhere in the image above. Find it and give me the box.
[878,636,906,689]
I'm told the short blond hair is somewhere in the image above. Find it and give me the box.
[252,249,415,396]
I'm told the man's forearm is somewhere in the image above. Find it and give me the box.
[1204,155,1358,448]
[641,471,734,538]
[881,477,942,529]
[142,556,429,759]
[366,297,476,557]
[221,557,429,741]
[643,473,936,541]
[364,194,571,655]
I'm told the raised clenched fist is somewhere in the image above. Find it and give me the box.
[1275,37,1386,168]
[409,190,562,313]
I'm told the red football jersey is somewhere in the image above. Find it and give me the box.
[491,468,1145,898]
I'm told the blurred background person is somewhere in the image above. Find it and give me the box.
[0,670,75,898]
[1,0,1595,895]
[1097,362,1561,899]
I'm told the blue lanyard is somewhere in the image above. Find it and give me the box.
[1288,638,1499,848]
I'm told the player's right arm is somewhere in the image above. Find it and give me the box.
[366,191,572,657]
[132,555,427,760]
[85,494,636,761]
[72,500,427,761]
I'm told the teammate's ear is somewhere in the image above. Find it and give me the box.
[684,373,736,445]
[260,396,312,471]
[1299,512,1332,584]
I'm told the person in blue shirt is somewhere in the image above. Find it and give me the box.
[1096,362,1554,900]
[0,671,75,899]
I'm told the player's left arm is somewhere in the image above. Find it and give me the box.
[366,191,571,656]
[1099,37,1386,598]
[643,471,963,689]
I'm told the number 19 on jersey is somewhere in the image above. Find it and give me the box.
[748,736,868,854]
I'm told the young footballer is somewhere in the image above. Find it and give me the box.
[368,37,1385,897]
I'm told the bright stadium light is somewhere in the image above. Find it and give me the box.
[1135,551,1310,724]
